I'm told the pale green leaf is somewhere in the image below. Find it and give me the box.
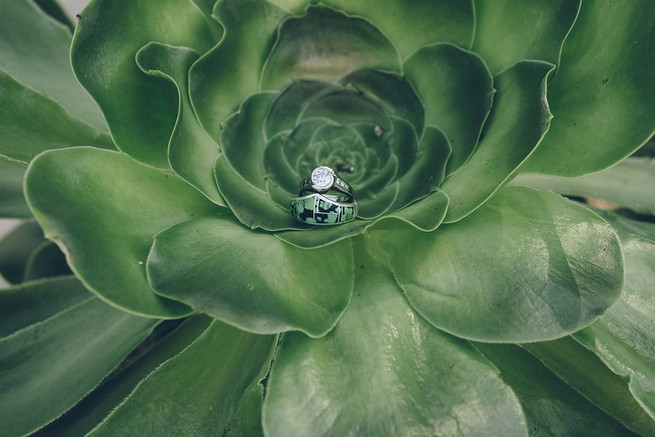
[523,0,655,175]
[89,321,275,436]
[263,242,526,436]
[370,186,624,342]
[147,216,353,337]
[0,296,157,436]
[25,147,223,318]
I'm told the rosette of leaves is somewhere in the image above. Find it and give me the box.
[1,0,655,435]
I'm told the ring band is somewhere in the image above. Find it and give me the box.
[290,192,357,225]
[300,166,353,197]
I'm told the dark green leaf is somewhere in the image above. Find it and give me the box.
[0,297,157,436]
[523,0,655,175]
[261,6,401,89]
[0,221,44,284]
[523,337,655,436]
[574,236,655,420]
[472,0,581,74]
[0,0,106,131]
[370,186,624,342]
[147,216,353,337]
[0,70,114,166]
[135,42,225,205]
[71,0,220,167]
[190,0,289,136]
[37,316,214,436]
[0,161,30,218]
[404,43,493,173]
[25,147,223,318]
[441,61,554,222]
[515,157,655,216]
[88,321,275,436]
[0,276,90,338]
[322,0,474,58]
[263,241,526,436]
[475,343,637,436]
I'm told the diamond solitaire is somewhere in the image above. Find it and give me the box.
[311,166,335,190]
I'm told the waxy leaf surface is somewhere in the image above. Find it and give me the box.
[371,186,624,342]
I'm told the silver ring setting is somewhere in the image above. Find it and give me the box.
[300,166,353,197]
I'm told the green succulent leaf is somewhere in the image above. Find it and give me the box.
[574,235,655,420]
[370,186,624,342]
[263,242,526,436]
[0,276,89,338]
[0,70,114,166]
[0,221,45,284]
[322,0,474,58]
[523,0,655,176]
[441,60,554,222]
[71,0,220,168]
[260,6,401,89]
[515,157,655,216]
[523,337,655,437]
[475,343,636,436]
[88,321,275,436]
[33,0,75,31]
[135,42,225,205]
[0,0,106,131]
[147,216,353,337]
[404,43,493,173]
[23,240,70,282]
[0,293,157,437]
[190,0,289,136]
[37,316,214,436]
[24,147,223,318]
[0,162,30,218]
[472,0,581,74]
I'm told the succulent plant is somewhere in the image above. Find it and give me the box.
[1,0,655,435]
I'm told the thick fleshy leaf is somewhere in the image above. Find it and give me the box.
[370,186,624,342]
[574,236,655,419]
[404,43,493,173]
[263,242,526,436]
[0,276,90,338]
[323,0,474,58]
[147,216,353,337]
[24,147,223,318]
[135,43,224,205]
[37,316,213,437]
[71,0,220,167]
[22,240,70,282]
[0,221,45,284]
[261,6,401,90]
[472,0,581,74]
[0,162,30,218]
[523,0,655,176]
[0,0,106,131]
[515,157,655,216]
[190,0,289,136]
[0,70,114,166]
[87,321,275,436]
[215,154,302,231]
[475,343,636,436]
[33,0,75,31]
[441,60,554,222]
[0,297,157,436]
[523,337,655,436]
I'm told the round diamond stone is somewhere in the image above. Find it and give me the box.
[311,166,334,190]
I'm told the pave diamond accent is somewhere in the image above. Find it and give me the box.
[311,166,334,190]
